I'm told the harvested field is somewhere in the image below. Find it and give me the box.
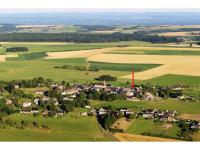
[87,54,200,80]
[45,47,119,59]
[0,55,5,62]
[45,46,200,80]
[113,133,180,142]
[110,117,134,131]
[177,113,200,121]
[159,32,189,36]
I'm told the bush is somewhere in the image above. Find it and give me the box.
[33,121,39,128]
[96,75,117,81]
[6,47,28,52]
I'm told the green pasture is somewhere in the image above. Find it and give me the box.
[126,119,179,138]
[142,74,200,86]
[89,61,161,72]
[0,110,110,141]
[92,99,200,114]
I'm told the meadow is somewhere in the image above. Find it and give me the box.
[0,110,110,141]
[142,74,200,86]
[0,58,129,82]
[89,61,161,72]
[92,99,200,114]
[126,119,179,139]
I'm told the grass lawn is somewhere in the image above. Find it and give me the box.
[126,119,179,138]
[1,110,111,141]
[91,99,200,114]
[142,74,200,86]
[89,61,161,72]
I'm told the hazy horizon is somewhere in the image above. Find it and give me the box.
[1,9,200,26]
[0,8,200,13]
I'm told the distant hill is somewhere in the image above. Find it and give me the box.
[0,12,200,26]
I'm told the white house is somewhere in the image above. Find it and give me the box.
[6,100,12,105]
[85,106,92,109]
[22,102,32,108]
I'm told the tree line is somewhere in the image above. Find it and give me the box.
[0,32,182,43]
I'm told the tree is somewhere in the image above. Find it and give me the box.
[33,121,39,128]
[61,101,74,113]
[5,84,15,93]
[21,120,28,128]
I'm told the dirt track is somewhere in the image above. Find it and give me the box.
[113,133,180,142]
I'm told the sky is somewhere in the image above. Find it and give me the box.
[0,0,200,10]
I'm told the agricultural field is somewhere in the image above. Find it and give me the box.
[142,74,200,86]
[113,133,179,142]
[0,109,110,141]
[1,41,200,85]
[92,99,200,114]
[0,58,129,82]
[126,119,179,139]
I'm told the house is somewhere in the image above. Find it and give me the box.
[31,110,39,114]
[85,106,92,109]
[34,98,39,105]
[119,88,134,97]
[63,97,74,101]
[6,99,12,105]
[80,112,88,116]
[89,108,97,116]
[98,108,107,115]
[178,95,185,100]
[55,110,64,117]
[107,87,120,94]
[20,110,32,115]
[125,111,134,115]
[42,110,51,117]
[62,89,79,95]
[119,109,128,115]
[51,84,64,90]
[54,101,59,106]
[42,97,50,102]
[92,81,107,91]
[144,92,154,100]
[34,90,46,95]
[14,84,20,89]
[172,87,182,91]
[142,113,154,119]
[22,102,32,108]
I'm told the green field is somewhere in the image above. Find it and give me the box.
[141,74,200,86]
[0,41,154,54]
[1,110,110,141]
[108,50,200,55]
[0,58,129,82]
[89,61,161,72]
[126,119,179,138]
[6,52,48,61]
[92,99,200,114]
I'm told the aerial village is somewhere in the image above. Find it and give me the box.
[1,77,200,135]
